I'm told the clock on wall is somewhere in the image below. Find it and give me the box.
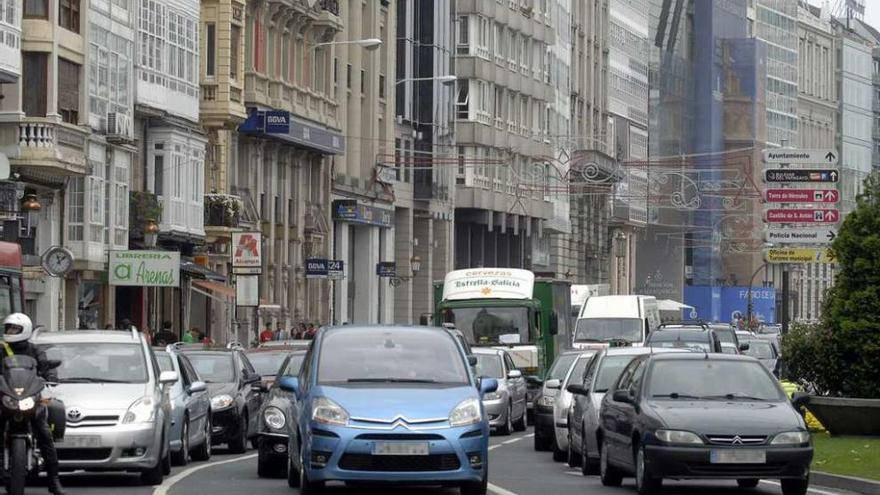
[41,246,75,277]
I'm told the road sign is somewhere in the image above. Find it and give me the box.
[764,169,839,183]
[764,189,839,204]
[764,248,834,264]
[763,149,838,165]
[376,262,396,277]
[764,228,838,245]
[327,260,344,279]
[765,209,839,223]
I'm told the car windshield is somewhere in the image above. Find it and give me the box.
[565,356,591,387]
[647,330,711,351]
[441,306,532,345]
[474,354,504,378]
[186,354,235,383]
[247,352,289,376]
[594,355,638,393]
[318,330,470,385]
[283,354,306,375]
[648,359,785,401]
[744,340,776,359]
[712,327,736,345]
[574,318,642,343]
[42,343,148,384]
[155,352,174,372]
[548,354,578,380]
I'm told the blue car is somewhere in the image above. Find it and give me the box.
[279,325,497,495]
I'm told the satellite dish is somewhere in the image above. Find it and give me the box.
[0,153,9,180]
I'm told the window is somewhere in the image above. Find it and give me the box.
[23,0,47,18]
[114,156,130,246]
[22,52,47,117]
[153,144,164,196]
[67,178,85,241]
[230,24,240,79]
[58,58,80,124]
[205,23,215,76]
[89,24,131,118]
[168,13,197,86]
[455,80,469,119]
[346,63,352,89]
[59,0,79,33]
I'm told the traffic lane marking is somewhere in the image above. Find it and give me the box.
[153,453,258,495]
[760,480,852,495]
[488,482,520,495]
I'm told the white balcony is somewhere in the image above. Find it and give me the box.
[0,117,89,176]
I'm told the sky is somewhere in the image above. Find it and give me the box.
[867,4,880,31]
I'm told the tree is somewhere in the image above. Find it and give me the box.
[787,173,880,398]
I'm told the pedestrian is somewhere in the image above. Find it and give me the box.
[259,323,274,343]
[182,327,199,343]
[141,326,153,345]
[104,324,114,330]
[118,318,136,331]
[305,323,317,339]
[155,321,177,346]
[273,323,287,341]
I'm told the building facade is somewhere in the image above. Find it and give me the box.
[452,0,555,273]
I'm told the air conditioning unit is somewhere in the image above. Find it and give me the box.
[106,112,133,142]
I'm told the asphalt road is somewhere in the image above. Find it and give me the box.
[15,431,859,495]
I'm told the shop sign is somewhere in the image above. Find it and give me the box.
[376,262,397,278]
[265,111,290,133]
[109,250,180,287]
[332,200,394,228]
[232,232,262,274]
[305,258,328,279]
[441,268,535,301]
[328,260,344,279]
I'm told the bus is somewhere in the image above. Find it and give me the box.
[0,242,25,321]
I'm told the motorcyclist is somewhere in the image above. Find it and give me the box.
[1,314,65,495]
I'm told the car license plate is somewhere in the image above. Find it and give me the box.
[57,435,101,448]
[710,449,766,464]
[372,441,429,456]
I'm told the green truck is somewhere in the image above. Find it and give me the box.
[432,268,572,379]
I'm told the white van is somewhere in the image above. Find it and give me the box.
[573,295,660,349]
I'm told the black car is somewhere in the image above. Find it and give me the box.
[742,338,781,377]
[181,346,263,453]
[598,353,812,495]
[256,350,306,478]
[646,323,725,353]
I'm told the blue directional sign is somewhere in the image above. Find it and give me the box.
[305,258,328,278]
[376,262,396,278]
[327,260,344,279]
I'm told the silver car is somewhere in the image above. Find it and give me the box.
[550,351,595,462]
[472,348,527,435]
[567,347,689,473]
[155,347,211,466]
[34,329,176,485]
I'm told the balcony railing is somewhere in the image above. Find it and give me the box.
[205,194,242,228]
[2,117,89,175]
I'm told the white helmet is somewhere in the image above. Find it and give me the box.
[3,313,33,344]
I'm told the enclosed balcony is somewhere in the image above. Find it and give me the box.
[205,194,243,229]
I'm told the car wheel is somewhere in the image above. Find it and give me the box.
[286,444,301,488]
[228,412,248,454]
[499,404,513,436]
[581,430,598,476]
[551,435,567,462]
[140,442,165,486]
[298,444,324,495]
[460,466,488,495]
[737,479,760,489]
[533,431,550,452]
[781,476,809,495]
[567,429,582,468]
[171,418,190,466]
[512,407,527,432]
[191,415,212,461]
[257,450,283,478]
[162,445,171,476]
[634,444,662,495]
[599,441,622,487]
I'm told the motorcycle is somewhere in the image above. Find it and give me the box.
[0,355,64,495]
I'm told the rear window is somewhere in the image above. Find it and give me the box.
[594,355,637,393]
[186,353,235,383]
[247,352,289,376]
[474,354,504,378]
[647,330,712,351]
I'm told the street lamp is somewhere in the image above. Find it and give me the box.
[746,262,768,329]
[144,219,160,249]
[395,75,457,86]
[312,38,383,51]
[614,232,627,295]
[389,255,422,287]
[21,194,41,229]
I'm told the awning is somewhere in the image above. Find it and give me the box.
[657,299,695,312]
[192,280,234,299]
[180,260,227,282]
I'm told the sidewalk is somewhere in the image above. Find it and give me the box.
[814,471,880,495]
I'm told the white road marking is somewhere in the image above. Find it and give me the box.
[760,480,844,495]
[564,470,581,476]
[488,481,520,495]
[153,453,258,495]
[501,437,523,445]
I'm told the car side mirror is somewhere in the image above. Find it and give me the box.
[244,372,261,385]
[278,375,300,396]
[567,384,588,395]
[612,389,633,404]
[479,377,498,396]
[545,379,562,390]
[47,360,62,369]
[526,375,543,386]
[467,355,478,367]
[251,382,268,393]
[739,342,750,352]
[549,313,559,336]
[188,381,207,394]
[791,391,810,410]
[159,371,178,385]
[507,369,522,379]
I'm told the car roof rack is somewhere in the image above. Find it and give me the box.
[658,320,709,329]
[226,341,245,350]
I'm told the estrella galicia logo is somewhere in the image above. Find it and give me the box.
[265,111,290,134]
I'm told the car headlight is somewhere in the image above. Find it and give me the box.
[264,406,286,430]
[18,397,34,411]
[655,429,704,445]
[449,398,482,427]
[210,394,234,411]
[123,396,157,424]
[311,397,349,426]
[483,392,502,401]
[771,431,810,445]
[537,395,555,407]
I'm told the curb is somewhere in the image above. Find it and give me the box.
[813,471,880,495]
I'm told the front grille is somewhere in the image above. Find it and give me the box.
[355,433,445,441]
[66,416,119,428]
[688,463,786,475]
[339,453,461,472]
[706,435,767,446]
[57,448,112,461]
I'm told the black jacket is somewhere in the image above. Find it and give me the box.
[6,341,58,382]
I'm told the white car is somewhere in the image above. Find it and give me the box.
[549,351,595,462]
